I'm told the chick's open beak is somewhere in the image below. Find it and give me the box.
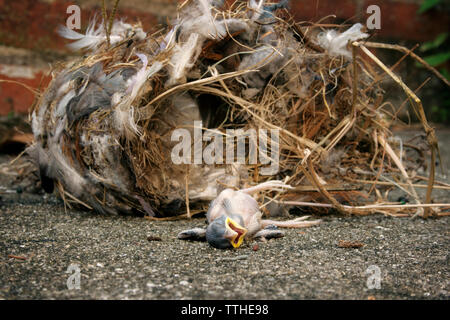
[225,217,247,248]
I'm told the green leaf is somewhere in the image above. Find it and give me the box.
[418,0,441,14]
[431,105,449,122]
[441,68,450,81]
[423,52,450,66]
[440,109,449,122]
[420,33,448,52]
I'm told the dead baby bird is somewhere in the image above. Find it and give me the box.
[178,181,321,249]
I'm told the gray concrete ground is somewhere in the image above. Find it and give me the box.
[0,130,449,300]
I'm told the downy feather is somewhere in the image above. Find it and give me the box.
[58,19,145,52]
[317,23,369,59]
[114,55,163,138]
[58,19,107,51]
[249,0,265,21]
[168,33,202,86]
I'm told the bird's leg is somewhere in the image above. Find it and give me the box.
[261,216,322,229]
[177,227,207,241]
[240,180,293,195]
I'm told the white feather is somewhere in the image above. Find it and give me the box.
[31,109,45,138]
[56,80,72,96]
[198,0,213,18]
[110,20,146,43]
[55,89,76,118]
[113,105,141,139]
[179,0,247,41]
[113,55,163,138]
[181,15,223,40]
[58,19,105,51]
[127,56,163,100]
[168,33,202,86]
[126,53,148,97]
[159,26,178,52]
[49,144,86,196]
[58,19,146,52]
[216,19,250,39]
[53,115,67,143]
[317,23,369,59]
[249,0,265,21]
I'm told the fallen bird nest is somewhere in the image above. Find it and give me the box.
[27,0,449,218]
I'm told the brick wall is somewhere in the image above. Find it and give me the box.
[0,0,448,116]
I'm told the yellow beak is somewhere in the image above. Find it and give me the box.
[225,217,247,248]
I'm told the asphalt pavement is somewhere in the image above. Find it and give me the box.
[0,129,449,299]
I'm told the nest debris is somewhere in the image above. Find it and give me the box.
[28,0,449,218]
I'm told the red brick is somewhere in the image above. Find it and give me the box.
[0,65,51,115]
[290,0,357,22]
[0,0,160,52]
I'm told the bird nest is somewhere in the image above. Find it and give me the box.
[29,0,444,218]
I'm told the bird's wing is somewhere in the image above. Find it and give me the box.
[223,191,260,218]
[206,189,234,223]
[177,227,207,241]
